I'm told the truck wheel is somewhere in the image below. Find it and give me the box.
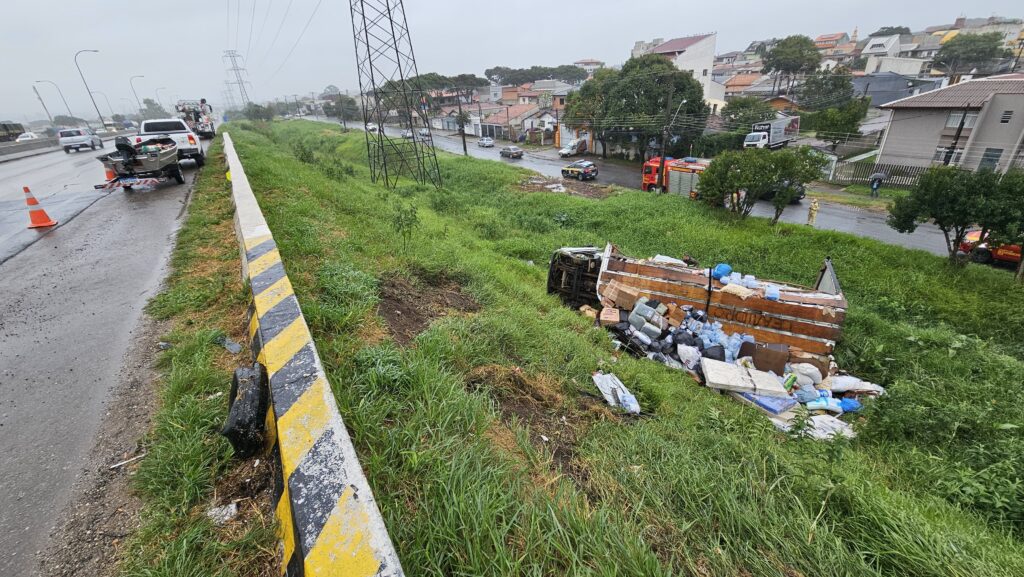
[98,140,104,149]
[970,247,994,264]
[172,165,185,184]
[91,142,97,150]
[64,147,70,154]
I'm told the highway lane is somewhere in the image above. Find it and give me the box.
[0,148,198,576]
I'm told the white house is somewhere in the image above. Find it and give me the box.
[574,58,605,76]
[631,33,724,112]
[861,35,901,58]
[865,55,928,76]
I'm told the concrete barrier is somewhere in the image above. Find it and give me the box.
[222,133,404,577]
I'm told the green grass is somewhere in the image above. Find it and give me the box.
[843,183,909,199]
[119,139,276,577]
[221,119,1024,576]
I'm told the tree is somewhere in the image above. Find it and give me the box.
[563,68,620,158]
[336,94,360,120]
[53,114,87,126]
[814,99,868,152]
[111,113,125,123]
[485,65,587,85]
[798,67,854,111]
[986,169,1024,282]
[721,96,775,129]
[869,26,911,37]
[887,166,984,264]
[243,103,273,122]
[933,32,1012,75]
[320,84,342,98]
[139,98,168,120]
[767,147,828,224]
[762,35,820,95]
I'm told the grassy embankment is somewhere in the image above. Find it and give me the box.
[222,119,1024,576]
[116,139,276,577]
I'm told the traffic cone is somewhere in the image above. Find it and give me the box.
[104,168,116,181]
[24,186,58,229]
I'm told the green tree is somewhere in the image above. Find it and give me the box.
[933,32,1012,75]
[243,103,273,122]
[53,114,86,126]
[762,35,820,95]
[721,96,775,130]
[485,65,587,85]
[139,98,168,120]
[869,26,911,37]
[888,166,983,264]
[604,54,707,158]
[767,147,828,224]
[111,113,125,123]
[798,67,854,111]
[814,99,868,151]
[563,68,620,158]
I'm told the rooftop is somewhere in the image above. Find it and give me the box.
[881,78,1024,109]
[815,33,847,42]
[649,33,716,55]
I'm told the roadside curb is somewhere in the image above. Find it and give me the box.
[222,133,404,577]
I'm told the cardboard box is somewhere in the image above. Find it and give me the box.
[579,305,599,319]
[599,307,620,327]
[739,342,789,375]
[603,280,640,310]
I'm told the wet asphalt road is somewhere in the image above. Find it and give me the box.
[0,148,196,576]
[313,118,945,256]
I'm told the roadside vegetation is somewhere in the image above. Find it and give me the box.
[118,139,276,577]
[225,119,1024,576]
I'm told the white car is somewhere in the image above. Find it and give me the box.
[15,132,39,142]
[401,129,413,139]
[417,128,430,137]
[477,137,494,147]
[58,128,103,153]
[365,123,380,133]
[136,119,205,166]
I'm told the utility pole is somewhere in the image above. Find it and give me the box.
[129,75,144,115]
[455,87,468,156]
[1013,38,1024,72]
[35,80,74,124]
[656,84,675,194]
[943,104,970,166]
[74,49,104,129]
[506,104,513,142]
[32,85,55,127]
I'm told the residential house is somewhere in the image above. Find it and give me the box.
[926,16,1024,47]
[821,41,860,67]
[714,51,742,66]
[878,75,1024,172]
[853,72,944,106]
[483,83,502,103]
[427,89,470,107]
[765,96,802,113]
[861,35,902,59]
[480,104,540,140]
[713,59,763,84]
[865,56,929,76]
[724,73,763,98]
[530,80,577,110]
[897,34,942,61]
[518,91,541,105]
[631,33,726,110]
[745,38,780,56]
[815,32,850,50]
[522,109,558,131]
[574,58,605,76]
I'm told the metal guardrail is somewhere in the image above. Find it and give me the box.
[222,133,404,577]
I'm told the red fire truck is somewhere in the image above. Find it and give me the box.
[641,157,709,195]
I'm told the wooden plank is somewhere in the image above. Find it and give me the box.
[601,271,845,332]
[605,259,848,309]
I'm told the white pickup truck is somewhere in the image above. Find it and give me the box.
[135,119,205,166]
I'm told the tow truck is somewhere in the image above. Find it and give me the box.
[959,230,1022,266]
[175,100,216,139]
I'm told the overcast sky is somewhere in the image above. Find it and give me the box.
[2,0,1020,123]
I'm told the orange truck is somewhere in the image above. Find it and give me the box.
[959,230,1022,265]
[641,156,709,195]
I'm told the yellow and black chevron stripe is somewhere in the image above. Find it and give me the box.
[226,128,404,577]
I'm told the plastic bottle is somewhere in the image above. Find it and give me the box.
[765,285,780,301]
[712,263,732,280]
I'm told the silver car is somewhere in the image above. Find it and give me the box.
[58,128,103,153]
[477,137,494,147]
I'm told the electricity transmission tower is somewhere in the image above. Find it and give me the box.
[349,0,441,188]
[223,50,251,107]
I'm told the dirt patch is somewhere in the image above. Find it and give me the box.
[467,365,616,494]
[38,314,167,577]
[377,274,479,345]
[205,455,276,557]
[519,176,613,199]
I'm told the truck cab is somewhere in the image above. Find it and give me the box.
[743,131,769,149]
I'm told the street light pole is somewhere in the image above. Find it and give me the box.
[35,80,75,123]
[129,75,144,114]
[92,91,116,122]
[32,85,55,127]
[74,49,104,128]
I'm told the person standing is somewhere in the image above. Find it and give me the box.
[870,175,883,197]
[807,198,820,226]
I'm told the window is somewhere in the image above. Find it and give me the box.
[932,147,963,164]
[702,69,708,76]
[558,97,565,105]
[945,110,978,129]
[979,148,1003,171]
[143,120,187,133]
[1000,110,1014,124]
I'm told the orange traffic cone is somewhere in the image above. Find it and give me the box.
[24,186,58,228]
[104,168,116,181]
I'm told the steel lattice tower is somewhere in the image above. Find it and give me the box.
[349,0,442,188]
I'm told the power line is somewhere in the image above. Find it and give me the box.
[235,0,242,50]
[256,0,274,51]
[260,0,295,65]
[267,0,324,80]
[246,0,258,60]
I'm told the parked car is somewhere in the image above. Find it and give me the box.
[366,122,380,133]
[58,128,103,153]
[499,145,524,159]
[401,129,414,138]
[135,119,205,166]
[417,128,430,137]
[562,160,598,180]
[558,138,587,158]
[15,132,40,142]
[959,230,1022,266]
[760,180,806,203]
[478,137,494,147]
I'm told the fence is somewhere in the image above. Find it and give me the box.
[828,160,930,190]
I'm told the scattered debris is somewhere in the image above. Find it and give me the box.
[205,502,239,525]
[549,244,883,441]
[519,176,612,199]
[214,334,243,354]
[772,415,856,440]
[591,371,640,414]
[156,341,173,350]
[108,453,146,470]
[544,183,567,193]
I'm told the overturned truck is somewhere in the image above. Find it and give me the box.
[547,245,846,356]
